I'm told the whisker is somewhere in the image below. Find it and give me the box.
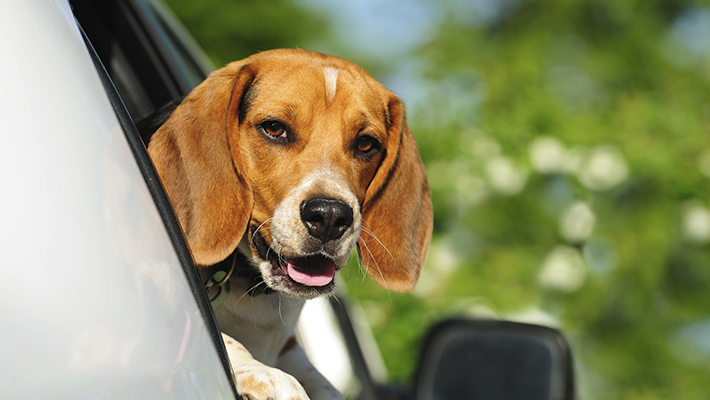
[358,236,391,299]
[278,297,287,327]
[247,280,267,296]
[342,250,367,277]
[330,293,343,308]
[356,238,370,284]
[290,298,306,312]
[251,218,273,242]
[354,245,366,278]
[360,226,398,271]
[267,240,285,265]
[235,282,258,305]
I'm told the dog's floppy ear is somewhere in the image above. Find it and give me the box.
[359,96,433,291]
[148,63,255,266]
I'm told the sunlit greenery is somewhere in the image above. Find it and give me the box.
[164,0,710,398]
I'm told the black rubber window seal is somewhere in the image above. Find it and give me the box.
[78,23,237,396]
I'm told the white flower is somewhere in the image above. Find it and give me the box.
[471,134,501,159]
[538,245,587,292]
[417,236,461,297]
[682,201,710,244]
[577,146,629,191]
[529,136,567,173]
[559,201,596,243]
[484,156,528,195]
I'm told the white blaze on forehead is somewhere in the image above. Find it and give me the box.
[323,66,339,104]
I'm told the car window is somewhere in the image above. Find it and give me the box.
[71,0,210,122]
[144,0,214,84]
[71,0,237,394]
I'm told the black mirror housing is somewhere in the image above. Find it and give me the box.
[413,318,575,400]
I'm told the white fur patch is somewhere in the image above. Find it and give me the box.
[323,67,339,104]
[271,165,360,266]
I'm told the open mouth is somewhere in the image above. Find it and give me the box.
[284,255,336,287]
[251,226,339,293]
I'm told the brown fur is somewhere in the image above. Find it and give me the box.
[148,49,432,292]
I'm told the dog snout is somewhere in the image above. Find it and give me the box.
[300,198,354,243]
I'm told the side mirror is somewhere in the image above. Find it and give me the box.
[413,318,575,400]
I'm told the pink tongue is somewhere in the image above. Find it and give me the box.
[286,258,335,287]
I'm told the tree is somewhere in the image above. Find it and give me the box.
[164,0,710,398]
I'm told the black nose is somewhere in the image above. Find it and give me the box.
[300,198,354,243]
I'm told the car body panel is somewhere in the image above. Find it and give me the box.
[0,1,234,398]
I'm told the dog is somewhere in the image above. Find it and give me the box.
[146,49,432,400]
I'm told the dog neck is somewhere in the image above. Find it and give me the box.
[214,278,305,366]
[204,250,274,298]
[211,243,306,366]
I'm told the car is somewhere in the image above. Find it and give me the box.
[0,1,576,399]
[0,0,234,398]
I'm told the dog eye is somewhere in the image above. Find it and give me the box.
[356,135,378,154]
[260,121,288,139]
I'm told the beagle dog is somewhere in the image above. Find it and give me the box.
[147,49,432,400]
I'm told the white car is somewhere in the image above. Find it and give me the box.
[0,0,234,398]
[0,1,575,399]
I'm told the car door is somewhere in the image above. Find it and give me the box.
[0,0,236,398]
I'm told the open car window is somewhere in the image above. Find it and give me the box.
[71,0,212,121]
[70,0,235,394]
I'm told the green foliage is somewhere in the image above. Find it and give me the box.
[402,0,710,397]
[164,0,330,67]
[164,0,710,397]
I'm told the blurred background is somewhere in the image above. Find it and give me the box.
[162,0,710,398]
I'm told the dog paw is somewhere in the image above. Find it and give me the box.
[235,364,310,400]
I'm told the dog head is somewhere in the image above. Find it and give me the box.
[149,49,432,299]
